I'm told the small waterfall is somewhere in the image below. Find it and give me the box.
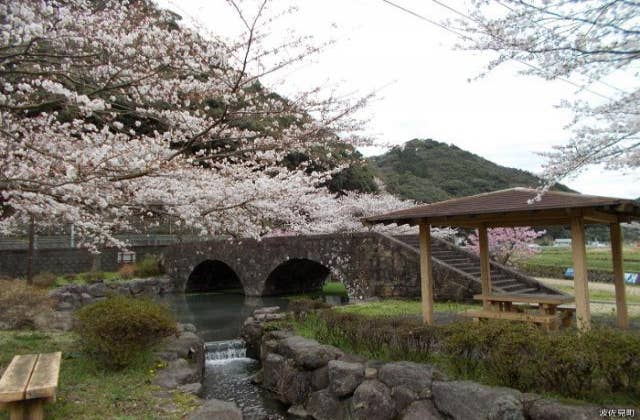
[205,339,247,363]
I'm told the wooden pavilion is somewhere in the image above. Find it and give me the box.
[363,188,640,331]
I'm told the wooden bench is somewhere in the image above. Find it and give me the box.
[461,309,559,329]
[466,293,576,330]
[0,352,61,420]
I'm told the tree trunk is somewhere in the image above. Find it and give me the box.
[26,216,35,285]
[91,252,101,272]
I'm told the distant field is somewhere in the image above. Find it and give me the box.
[524,246,640,273]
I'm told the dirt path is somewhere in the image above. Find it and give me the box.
[537,277,640,316]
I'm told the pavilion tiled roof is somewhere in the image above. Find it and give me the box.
[362,188,640,227]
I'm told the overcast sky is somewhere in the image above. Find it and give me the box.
[157,0,639,199]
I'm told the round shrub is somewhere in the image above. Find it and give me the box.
[75,296,177,368]
[117,264,136,279]
[133,254,164,278]
[0,280,52,329]
[32,272,57,288]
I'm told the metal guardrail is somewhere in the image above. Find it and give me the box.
[0,234,215,250]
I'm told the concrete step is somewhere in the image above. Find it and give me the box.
[392,235,564,298]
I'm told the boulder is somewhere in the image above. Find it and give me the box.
[87,282,108,297]
[153,359,201,389]
[263,329,294,341]
[523,395,600,420]
[432,381,524,420]
[288,404,310,419]
[80,292,93,305]
[187,398,242,420]
[364,367,378,380]
[54,300,75,311]
[154,351,178,362]
[351,380,395,420]
[128,279,148,294]
[137,284,159,297]
[34,310,74,332]
[254,306,281,315]
[400,400,444,420]
[262,353,287,391]
[280,366,311,405]
[162,332,205,365]
[328,360,364,397]
[311,365,330,391]
[254,312,287,322]
[262,352,310,404]
[241,317,263,359]
[391,385,419,413]
[177,382,203,397]
[339,353,368,364]
[378,361,437,395]
[249,370,263,385]
[260,339,279,361]
[158,277,175,294]
[177,323,197,334]
[277,336,343,370]
[305,389,346,420]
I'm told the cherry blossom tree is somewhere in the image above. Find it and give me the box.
[465,227,545,265]
[0,0,378,252]
[456,1,639,186]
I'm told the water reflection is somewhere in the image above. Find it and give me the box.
[160,292,290,342]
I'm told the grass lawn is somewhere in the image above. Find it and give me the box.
[335,299,477,317]
[525,246,640,272]
[0,331,198,419]
[53,271,124,287]
[322,282,348,296]
[547,282,640,304]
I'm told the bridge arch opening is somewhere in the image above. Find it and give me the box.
[186,260,244,294]
[263,258,331,296]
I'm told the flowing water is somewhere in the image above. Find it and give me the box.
[160,292,291,419]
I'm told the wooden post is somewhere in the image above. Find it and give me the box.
[571,215,591,331]
[610,222,629,328]
[8,402,24,420]
[27,399,44,420]
[478,224,492,310]
[419,221,434,325]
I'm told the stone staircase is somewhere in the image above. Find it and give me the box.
[393,234,566,296]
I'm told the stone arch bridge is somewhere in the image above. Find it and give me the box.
[164,232,556,300]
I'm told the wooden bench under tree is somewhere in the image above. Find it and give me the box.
[0,352,62,420]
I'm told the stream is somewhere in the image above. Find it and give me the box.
[160,292,292,419]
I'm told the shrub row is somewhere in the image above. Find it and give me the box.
[441,321,640,398]
[291,307,640,402]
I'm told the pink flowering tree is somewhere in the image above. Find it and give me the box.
[0,0,381,251]
[465,227,546,265]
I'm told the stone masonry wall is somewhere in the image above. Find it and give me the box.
[0,245,168,278]
[242,310,600,420]
[49,276,175,311]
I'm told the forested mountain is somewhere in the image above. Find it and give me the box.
[367,139,571,203]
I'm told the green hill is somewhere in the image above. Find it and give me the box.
[368,139,571,203]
